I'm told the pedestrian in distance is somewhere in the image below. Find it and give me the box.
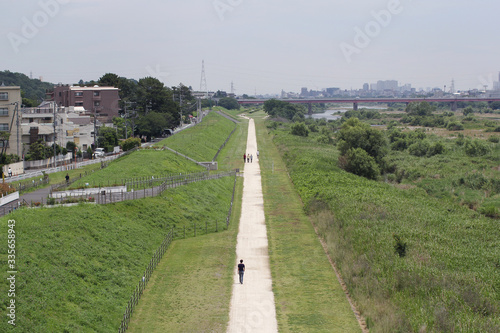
[8,167,12,177]
[247,154,250,163]
[250,154,253,163]
[256,150,259,159]
[65,173,70,184]
[243,153,246,163]
[238,259,245,284]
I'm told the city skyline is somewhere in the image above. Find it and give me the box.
[2,0,499,95]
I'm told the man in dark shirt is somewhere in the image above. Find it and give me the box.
[238,259,245,284]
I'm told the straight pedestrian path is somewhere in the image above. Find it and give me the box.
[227,118,278,332]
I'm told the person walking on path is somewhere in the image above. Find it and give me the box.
[243,153,246,163]
[256,150,259,159]
[250,154,253,163]
[65,173,70,184]
[8,167,12,177]
[238,260,245,284]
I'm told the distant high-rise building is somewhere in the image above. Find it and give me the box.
[376,80,398,91]
[363,83,369,91]
[300,87,309,97]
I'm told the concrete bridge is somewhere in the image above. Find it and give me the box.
[237,97,500,114]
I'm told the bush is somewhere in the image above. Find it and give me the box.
[317,135,333,144]
[464,139,491,157]
[428,141,445,156]
[339,148,380,180]
[121,137,141,151]
[291,122,309,137]
[447,121,464,131]
[408,140,431,157]
[488,136,499,143]
[308,123,319,132]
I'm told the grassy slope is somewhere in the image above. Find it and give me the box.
[270,123,500,332]
[127,178,243,332]
[0,177,236,332]
[254,113,361,332]
[69,149,205,189]
[156,111,237,162]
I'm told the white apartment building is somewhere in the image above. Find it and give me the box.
[0,85,22,157]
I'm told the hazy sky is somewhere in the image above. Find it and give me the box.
[2,0,499,95]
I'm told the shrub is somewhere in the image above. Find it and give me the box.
[121,137,141,151]
[308,123,319,132]
[464,139,491,157]
[408,140,431,157]
[317,135,333,144]
[391,138,408,151]
[447,121,464,131]
[291,122,309,137]
[428,141,445,156]
[487,136,499,143]
[339,148,380,180]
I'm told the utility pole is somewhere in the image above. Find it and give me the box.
[15,102,20,158]
[53,102,57,167]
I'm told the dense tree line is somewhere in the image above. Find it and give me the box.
[0,70,53,106]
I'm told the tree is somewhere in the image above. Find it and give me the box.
[337,117,387,163]
[405,101,433,117]
[291,122,309,137]
[66,141,77,159]
[135,112,168,141]
[218,97,240,110]
[135,77,180,128]
[97,126,118,151]
[339,148,380,180]
[463,106,474,117]
[263,99,305,120]
[25,140,51,161]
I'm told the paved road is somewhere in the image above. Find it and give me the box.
[227,118,278,333]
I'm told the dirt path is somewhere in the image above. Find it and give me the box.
[227,118,278,333]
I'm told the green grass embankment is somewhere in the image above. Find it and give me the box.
[0,176,236,332]
[156,111,237,162]
[254,113,361,332]
[68,149,205,189]
[127,176,243,332]
[269,122,500,332]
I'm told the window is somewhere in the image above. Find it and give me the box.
[0,124,9,131]
[94,101,100,106]
[93,91,100,97]
[75,102,83,106]
[0,108,8,116]
[75,91,83,97]
[0,92,8,100]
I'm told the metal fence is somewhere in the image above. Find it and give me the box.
[118,228,174,333]
[48,171,237,206]
[15,177,50,193]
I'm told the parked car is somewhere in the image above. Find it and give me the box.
[93,148,105,158]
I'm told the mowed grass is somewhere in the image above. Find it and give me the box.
[156,111,237,162]
[127,177,243,332]
[254,112,361,332]
[68,149,205,189]
[269,122,500,332]
[0,176,237,332]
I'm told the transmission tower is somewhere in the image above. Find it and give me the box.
[200,60,208,97]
